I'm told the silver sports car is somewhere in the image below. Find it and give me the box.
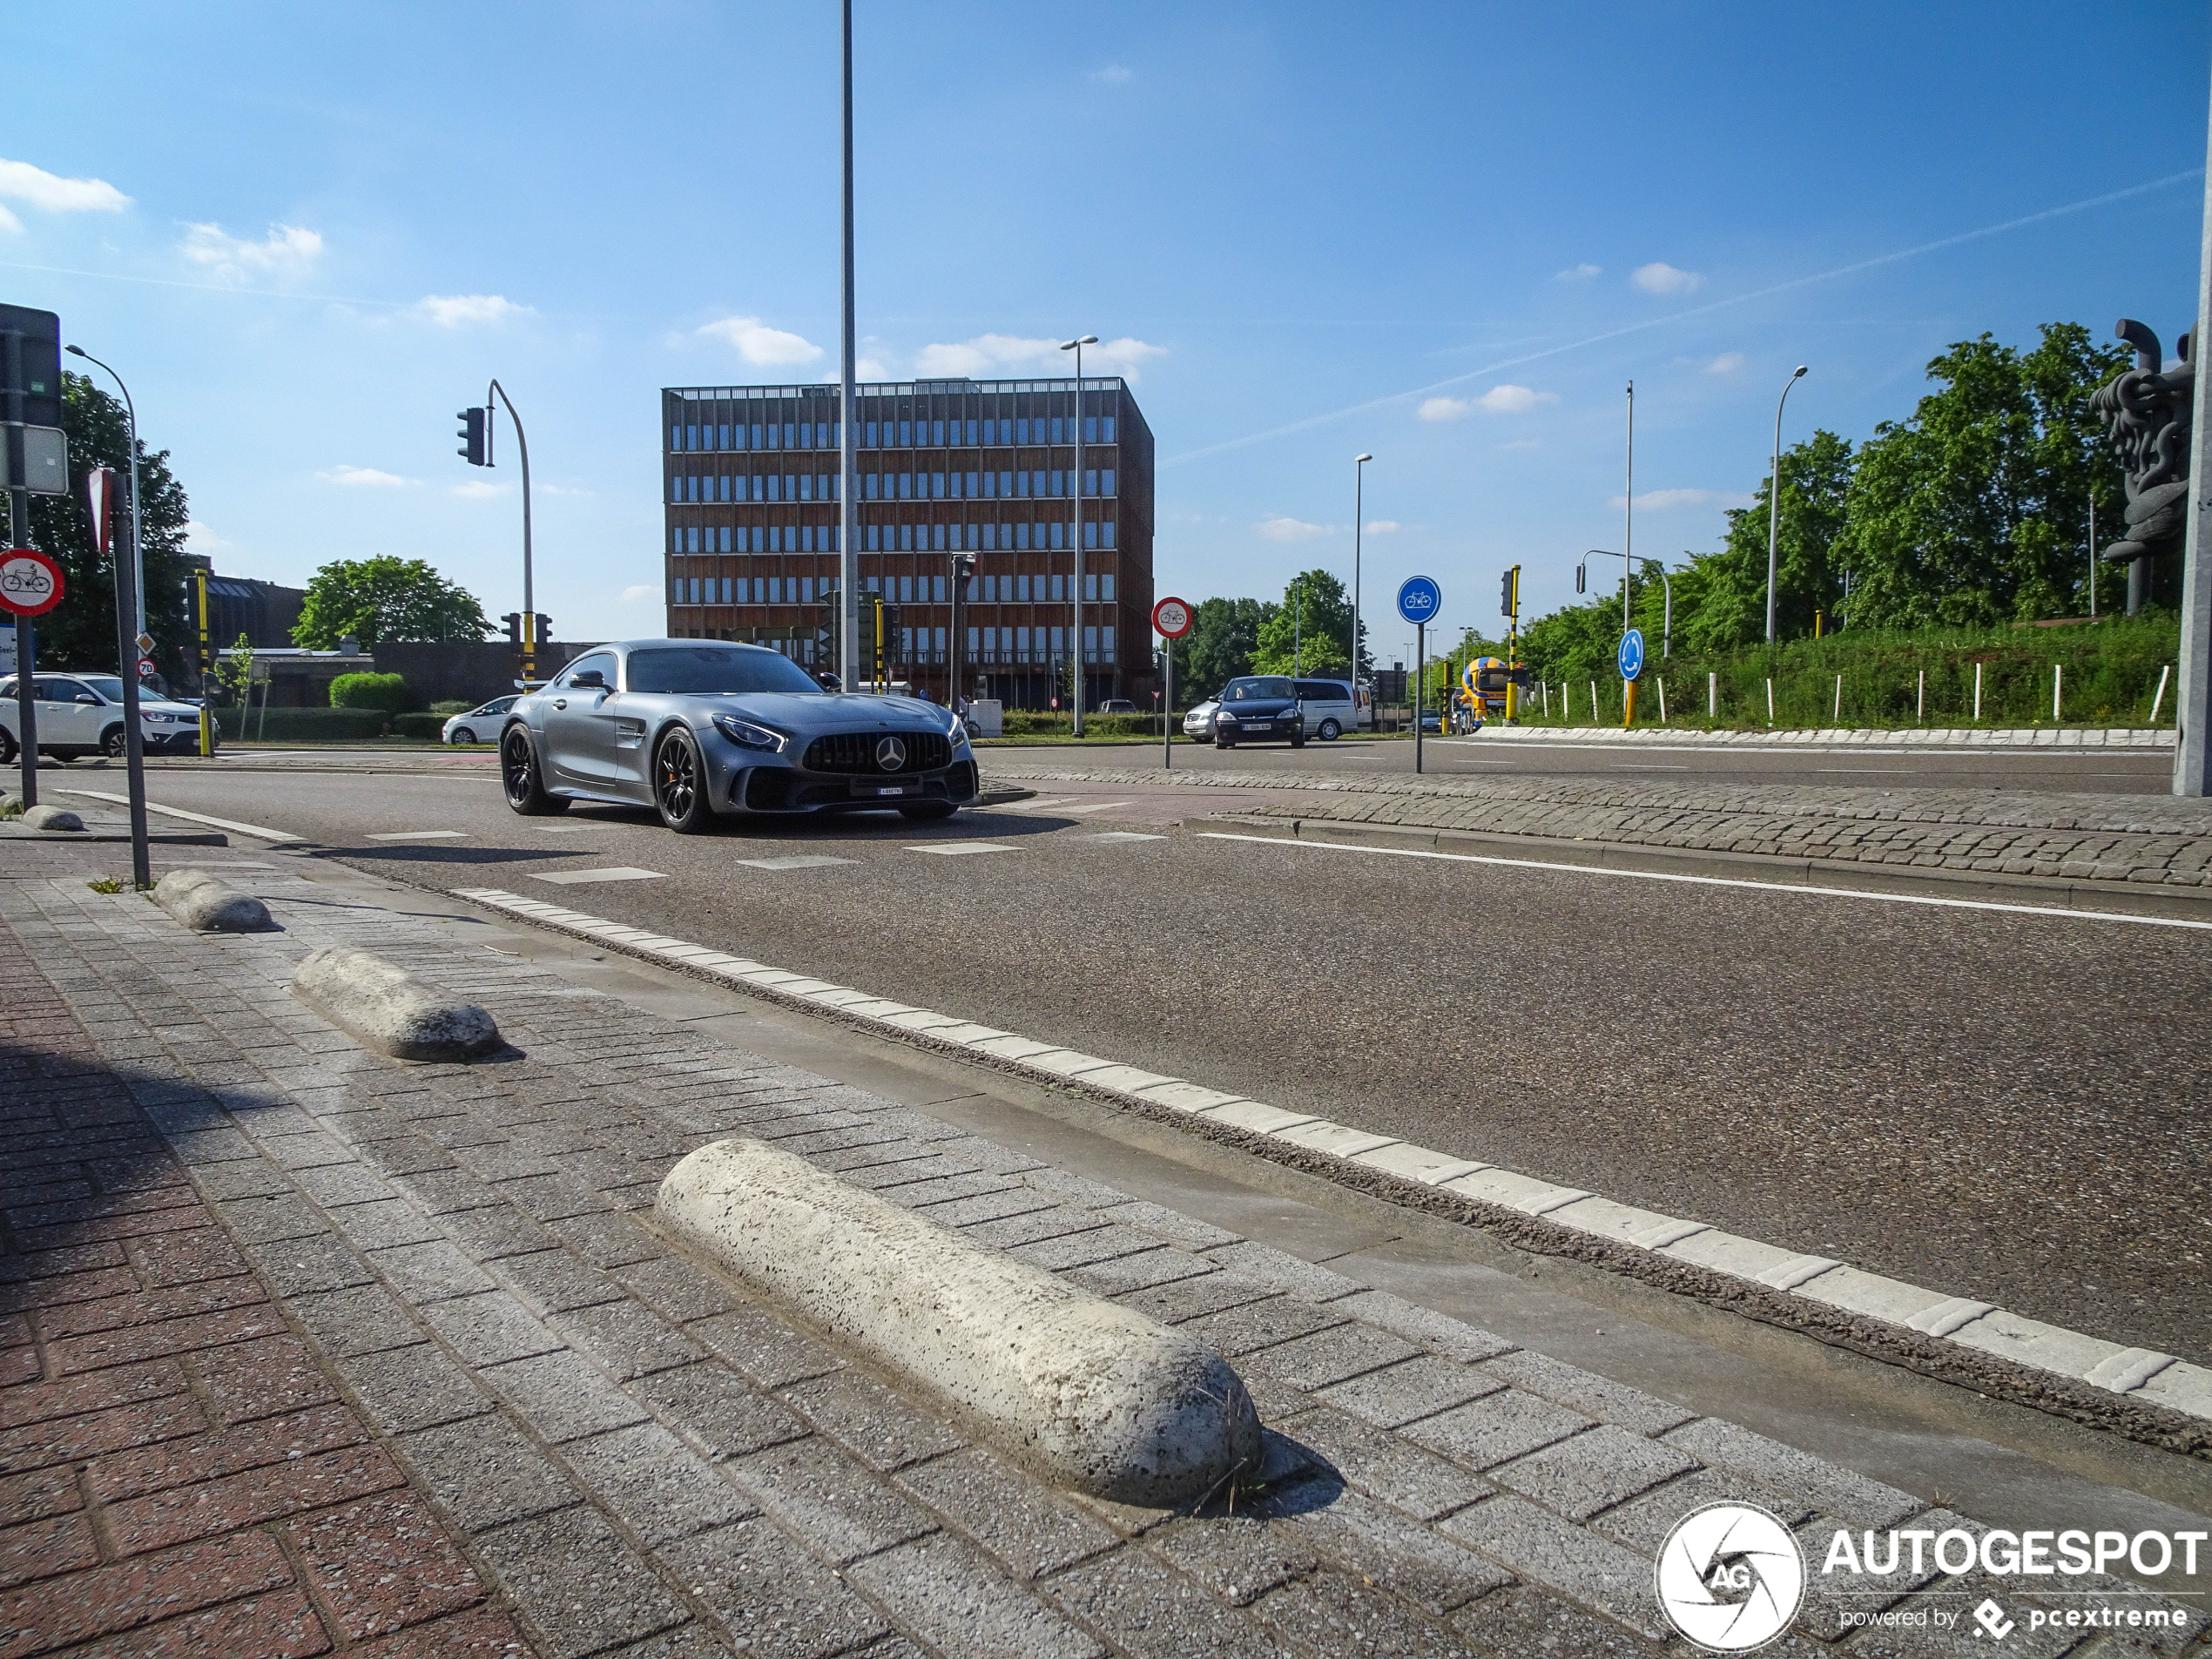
[499,639,977,833]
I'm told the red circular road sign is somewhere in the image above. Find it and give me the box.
[138,658,158,678]
[1152,595,1194,639]
[0,549,64,618]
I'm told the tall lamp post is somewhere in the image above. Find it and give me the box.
[1059,334,1096,733]
[838,0,860,691]
[64,347,142,632]
[1352,453,1372,700]
[485,380,536,682]
[1766,365,1809,644]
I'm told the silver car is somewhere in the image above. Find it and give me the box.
[499,639,976,833]
[442,696,516,745]
[1182,698,1220,741]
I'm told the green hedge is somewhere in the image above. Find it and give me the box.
[329,671,412,714]
[996,711,1168,738]
[391,713,448,739]
[216,706,389,742]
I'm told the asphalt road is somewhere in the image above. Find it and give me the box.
[71,765,2212,1365]
[994,732,2180,793]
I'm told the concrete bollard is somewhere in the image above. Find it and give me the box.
[658,1138,1262,1504]
[153,869,277,933]
[22,804,84,832]
[290,947,502,1062]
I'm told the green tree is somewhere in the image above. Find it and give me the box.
[1684,428,1858,650]
[1834,324,2129,629]
[1177,596,1272,698]
[292,556,491,648]
[4,372,193,676]
[212,632,253,704]
[1251,569,1355,677]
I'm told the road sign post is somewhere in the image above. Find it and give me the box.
[1,546,64,806]
[1618,627,1646,729]
[1152,596,1192,769]
[88,469,152,887]
[1398,577,1440,774]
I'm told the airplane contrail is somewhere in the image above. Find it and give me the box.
[1159,169,2204,469]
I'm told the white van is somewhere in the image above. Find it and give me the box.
[1292,678,1359,741]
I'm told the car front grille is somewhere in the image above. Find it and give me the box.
[801,730,951,774]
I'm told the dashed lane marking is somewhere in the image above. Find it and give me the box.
[367,829,469,840]
[907,843,1016,856]
[734,854,860,871]
[1087,832,1163,842]
[529,866,668,884]
[1197,831,2212,930]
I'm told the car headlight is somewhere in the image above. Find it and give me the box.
[711,714,788,752]
[142,711,172,723]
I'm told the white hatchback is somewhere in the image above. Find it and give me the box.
[0,672,212,762]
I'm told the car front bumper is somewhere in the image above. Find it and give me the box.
[1214,721,1302,742]
[713,751,980,815]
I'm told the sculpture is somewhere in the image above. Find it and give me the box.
[2088,319,2194,616]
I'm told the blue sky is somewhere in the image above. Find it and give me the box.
[8,2,2209,664]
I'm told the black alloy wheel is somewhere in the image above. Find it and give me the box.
[654,727,713,833]
[502,725,569,815]
[102,725,127,759]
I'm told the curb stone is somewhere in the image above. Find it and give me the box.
[449,884,2212,1460]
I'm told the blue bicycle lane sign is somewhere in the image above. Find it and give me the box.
[1398,576,1442,627]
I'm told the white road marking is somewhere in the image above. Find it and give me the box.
[1055,800,1136,815]
[1197,831,2212,931]
[56,791,303,843]
[1000,796,1082,812]
[1818,768,1912,773]
[534,825,598,833]
[529,867,668,884]
[449,880,2212,1425]
[367,829,468,840]
[1087,831,1163,842]
[907,843,1015,856]
[734,854,860,870]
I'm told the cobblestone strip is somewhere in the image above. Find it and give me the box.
[3,864,2196,1657]
[981,765,2212,887]
[0,901,523,1656]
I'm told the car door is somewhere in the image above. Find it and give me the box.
[37,678,100,748]
[540,653,622,788]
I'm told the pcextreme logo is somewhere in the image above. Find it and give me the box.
[1656,1502,1805,1651]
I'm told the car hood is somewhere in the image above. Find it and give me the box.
[1217,699,1299,716]
[690,691,955,735]
[135,698,200,716]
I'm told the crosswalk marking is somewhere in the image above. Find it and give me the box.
[367,829,468,840]
[907,843,1015,856]
[734,854,860,870]
[529,867,668,885]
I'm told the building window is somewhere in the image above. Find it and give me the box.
[670,576,681,604]
[799,475,813,502]
[1101,573,1116,600]
[931,420,944,445]
[1050,573,1066,602]
[1103,521,1116,549]
[783,423,796,448]
[1101,469,1116,496]
[1016,625,1031,658]
[1083,626,1097,663]
[1103,625,1116,662]
[671,424,682,451]
[1050,625,1065,655]
[1083,522,1099,550]
[1050,417,1064,444]
[930,575,945,602]
[1051,470,1067,497]
[801,577,814,603]
[1083,469,1097,498]
[1014,524,1029,551]
[1103,416,1116,442]
[1016,575,1031,601]
[899,421,913,446]
[720,528,732,552]
[865,421,878,448]
[1083,574,1098,601]
[866,526,879,551]
[1083,416,1098,443]
[1049,522,1064,550]
[982,420,996,446]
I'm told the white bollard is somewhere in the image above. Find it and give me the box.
[1657,677,1667,722]
[1765,678,1775,724]
[1709,671,1718,718]
[2151,664,2171,725]
[1833,674,1843,724]
[1589,679,1598,722]
[2054,663,2063,723]
[1974,661,1983,722]
[1918,669,1925,722]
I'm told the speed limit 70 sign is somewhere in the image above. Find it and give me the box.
[0,549,64,618]
[1152,596,1193,639]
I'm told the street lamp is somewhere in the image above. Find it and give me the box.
[64,346,143,639]
[1059,334,1096,733]
[1580,550,1671,657]
[1352,454,1372,698]
[1766,365,1808,644]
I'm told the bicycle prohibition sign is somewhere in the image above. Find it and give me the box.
[0,549,65,618]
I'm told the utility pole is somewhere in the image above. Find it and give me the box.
[839,0,860,693]
[1059,334,1096,732]
[1767,365,1809,643]
[2177,54,2212,794]
[486,381,535,684]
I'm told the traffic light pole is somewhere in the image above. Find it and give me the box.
[5,327,37,809]
[486,381,535,684]
[837,0,860,693]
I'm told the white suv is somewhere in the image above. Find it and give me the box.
[0,672,212,762]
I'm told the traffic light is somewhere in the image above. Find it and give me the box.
[456,407,489,467]
[1500,566,1520,619]
[1575,562,1585,594]
[502,612,522,645]
[533,614,552,645]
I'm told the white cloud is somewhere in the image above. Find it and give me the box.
[1703,351,1744,374]
[1609,487,1755,511]
[448,480,507,499]
[620,584,662,604]
[540,483,594,497]
[1476,384,1556,413]
[1255,516,1334,542]
[0,158,130,219]
[698,314,822,365]
[181,222,323,280]
[912,333,1166,384]
[1419,396,1473,421]
[1632,261,1703,295]
[1363,520,1400,535]
[318,464,414,489]
[184,519,229,553]
[1555,262,1601,281]
[417,293,530,327]
[1095,63,1133,84]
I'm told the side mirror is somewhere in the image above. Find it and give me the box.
[570,670,607,690]
[76,693,100,705]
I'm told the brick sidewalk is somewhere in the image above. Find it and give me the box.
[2,849,2201,1657]
[983,764,2212,889]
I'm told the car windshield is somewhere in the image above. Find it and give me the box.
[625,647,824,697]
[80,678,126,702]
[1222,678,1295,701]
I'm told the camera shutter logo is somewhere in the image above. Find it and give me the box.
[1656,1502,1805,1652]
[875,735,906,771]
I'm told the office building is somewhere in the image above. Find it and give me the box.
[662,375,1154,707]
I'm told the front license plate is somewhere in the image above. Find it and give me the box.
[858,782,914,797]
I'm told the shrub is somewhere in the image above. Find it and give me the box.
[329,671,411,714]
[215,706,388,742]
[428,698,475,716]
[391,713,448,739]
